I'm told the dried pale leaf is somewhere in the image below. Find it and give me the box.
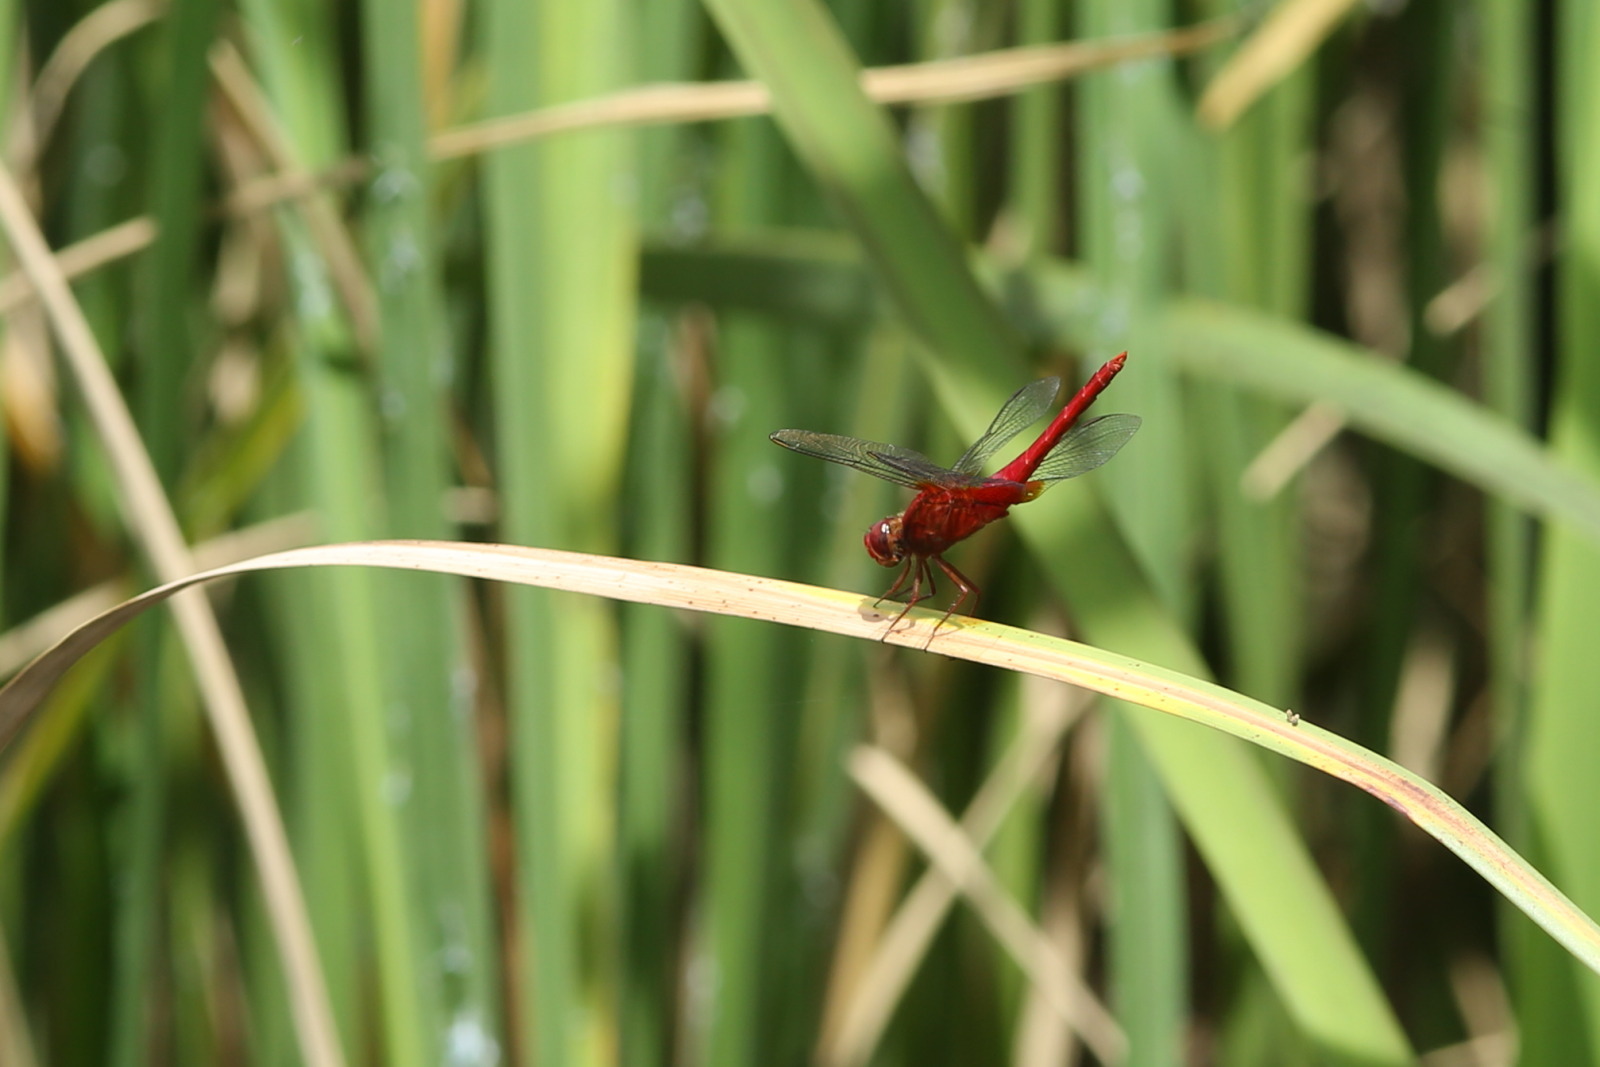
[1197,0,1363,130]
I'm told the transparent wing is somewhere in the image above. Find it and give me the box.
[952,377,1061,475]
[770,430,965,489]
[875,451,990,488]
[1029,414,1142,482]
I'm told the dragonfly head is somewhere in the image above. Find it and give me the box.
[864,515,905,567]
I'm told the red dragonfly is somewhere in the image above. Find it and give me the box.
[770,353,1139,636]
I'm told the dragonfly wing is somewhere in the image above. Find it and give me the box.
[952,377,1061,475]
[1029,414,1142,481]
[770,430,950,489]
[873,450,991,488]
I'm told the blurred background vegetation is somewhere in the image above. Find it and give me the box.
[2,0,1597,1063]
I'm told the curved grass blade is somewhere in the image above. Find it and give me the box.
[3,540,1598,992]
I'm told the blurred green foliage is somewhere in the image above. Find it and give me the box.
[2,0,1595,1064]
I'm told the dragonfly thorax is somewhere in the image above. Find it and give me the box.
[864,515,906,567]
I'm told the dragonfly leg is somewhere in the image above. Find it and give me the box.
[875,558,917,607]
[925,555,980,644]
[882,557,934,639]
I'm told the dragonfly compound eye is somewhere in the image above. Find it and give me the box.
[864,517,905,567]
